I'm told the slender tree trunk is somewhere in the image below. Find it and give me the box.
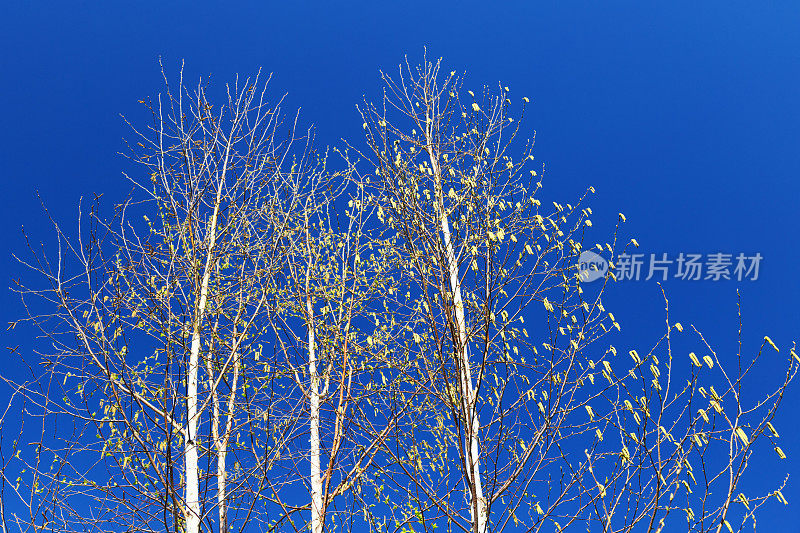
[216,439,228,533]
[207,345,228,533]
[308,291,323,533]
[187,274,209,533]
[442,202,487,533]
[425,117,488,533]
[301,211,325,533]
[218,343,240,533]
[186,156,229,533]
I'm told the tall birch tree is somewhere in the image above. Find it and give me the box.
[354,56,798,533]
[7,66,308,533]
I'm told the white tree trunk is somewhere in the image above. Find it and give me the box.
[187,286,208,533]
[442,205,487,533]
[217,439,228,533]
[216,355,239,533]
[186,158,229,533]
[208,352,231,533]
[308,293,324,533]
[425,121,488,533]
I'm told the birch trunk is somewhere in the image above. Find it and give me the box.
[303,210,324,533]
[218,350,240,533]
[216,439,228,533]
[186,258,211,533]
[186,153,229,533]
[425,117,487,533]
[308,290,323,533]
[207,341,237,533]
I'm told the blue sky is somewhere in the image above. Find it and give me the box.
[2,1,799,529]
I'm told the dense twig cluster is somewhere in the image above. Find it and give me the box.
[3,57,795,533]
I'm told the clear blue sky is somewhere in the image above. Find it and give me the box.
[2,1,799,529]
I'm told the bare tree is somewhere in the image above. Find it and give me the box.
[264,154,430,533]
[4,56,796,533]
[7,65,312,532]
[352,56,797,533]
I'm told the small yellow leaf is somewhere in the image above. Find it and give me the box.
[765,336,779,352]
[735,427,750,446]
[767,422,779,437]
